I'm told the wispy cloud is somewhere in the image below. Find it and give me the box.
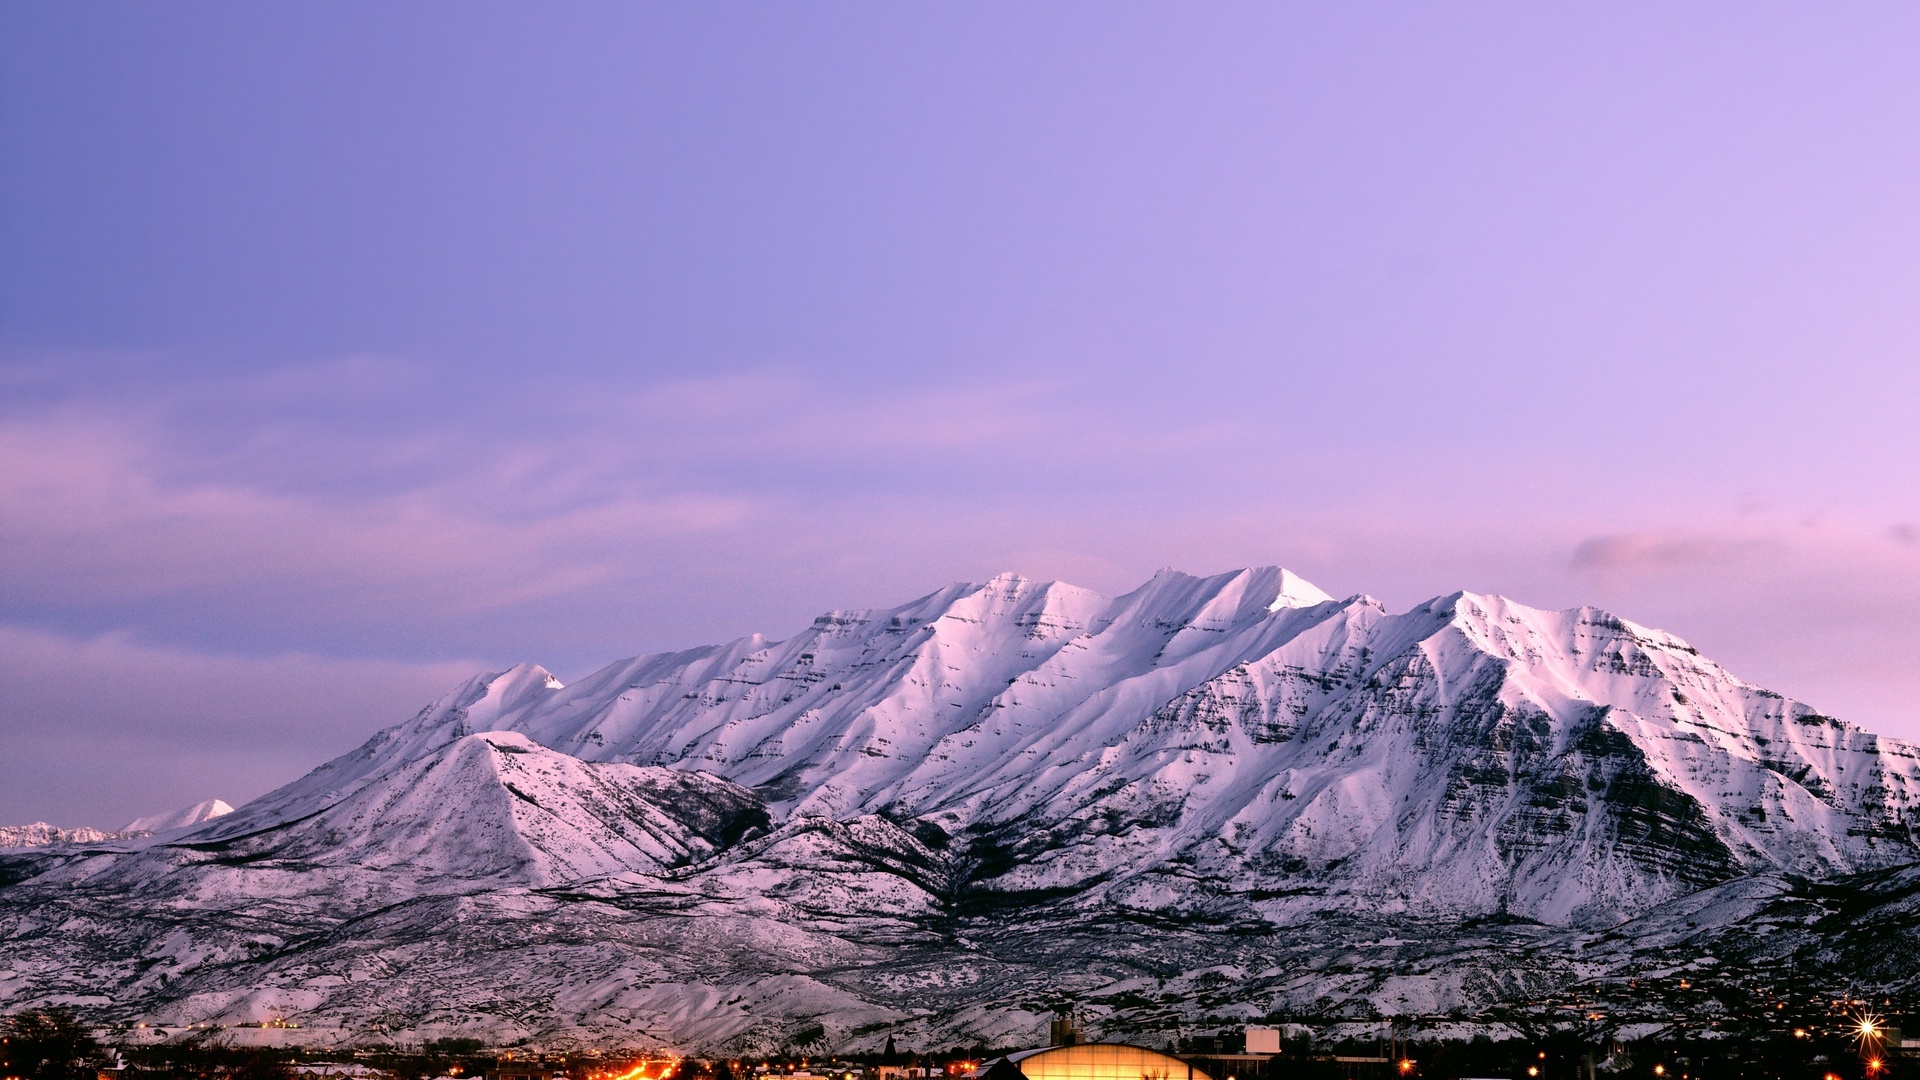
[0,403,763,614]
[1569,529,1778,575]
[0,358,1246,646]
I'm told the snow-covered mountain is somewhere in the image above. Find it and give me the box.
[4,567,1919,1050]
[124,799,234,834]
[2,801,234,849]
[0,823,133,848]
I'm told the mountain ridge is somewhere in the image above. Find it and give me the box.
[263,565,1916,925]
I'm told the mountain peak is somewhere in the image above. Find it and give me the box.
[1269,567,1335,609]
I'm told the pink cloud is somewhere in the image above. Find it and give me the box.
[1569,530,1778,574]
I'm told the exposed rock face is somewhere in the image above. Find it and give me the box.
[4,568,1919,1050]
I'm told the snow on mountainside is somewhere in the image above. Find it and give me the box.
[4,566,1920,1049]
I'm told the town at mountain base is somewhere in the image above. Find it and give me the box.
[4,567,1919,1051]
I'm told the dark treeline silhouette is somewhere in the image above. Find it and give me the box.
[4,1008,102,1080]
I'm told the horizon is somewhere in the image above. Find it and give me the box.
[5,4,1920,827]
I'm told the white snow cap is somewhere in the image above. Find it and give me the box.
[1269,568,1335,610]
[124,798,234,834]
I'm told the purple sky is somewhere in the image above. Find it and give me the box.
[4,4,1919,828]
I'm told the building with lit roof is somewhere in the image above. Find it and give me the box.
[974,1044,1214,1080]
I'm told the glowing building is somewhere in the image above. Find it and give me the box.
[977,1044,1215,1080]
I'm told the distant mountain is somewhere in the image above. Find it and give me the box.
[2,800,233,849]
[4,568,1919,1051]
[124,799,233,834]
[0,822,134,848]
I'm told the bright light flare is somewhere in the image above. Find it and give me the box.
[1853,1011,1887,1049]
